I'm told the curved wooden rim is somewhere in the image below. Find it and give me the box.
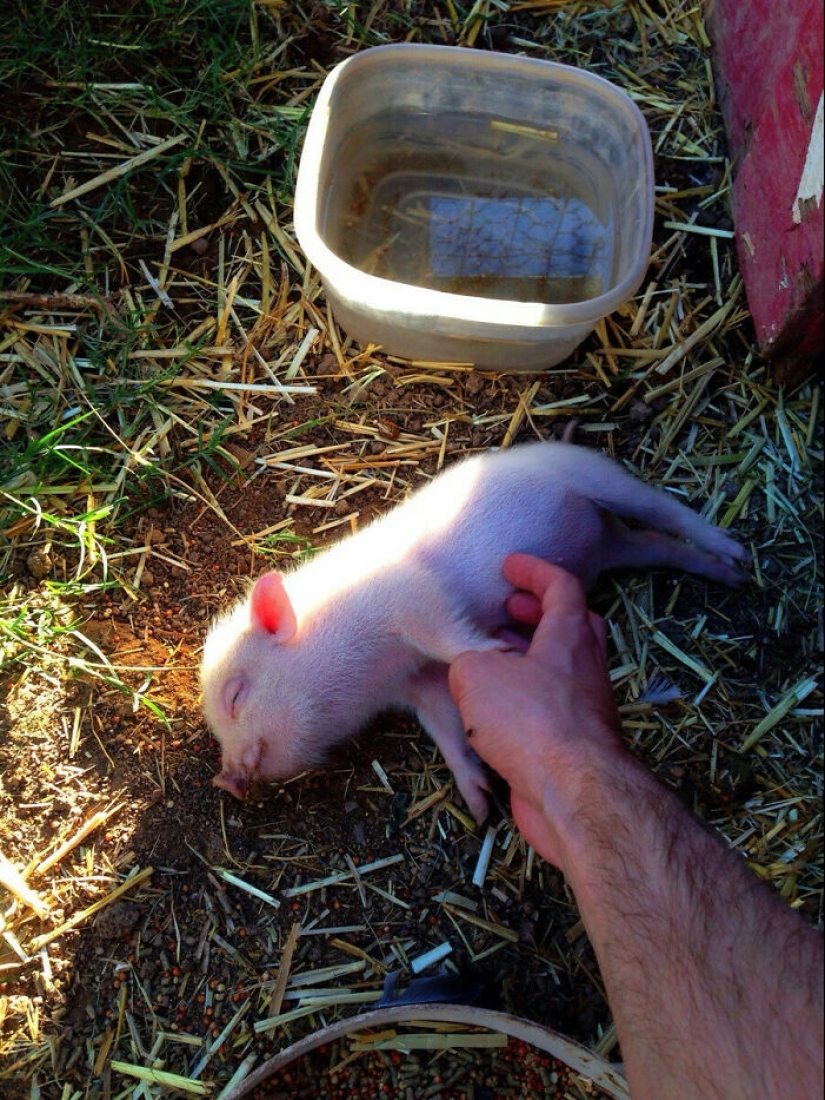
[218,1003,628,1100]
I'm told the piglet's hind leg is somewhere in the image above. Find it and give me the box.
[399,663,490,824]
[601,514,749,586]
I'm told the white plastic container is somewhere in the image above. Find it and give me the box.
[294,44,654,371]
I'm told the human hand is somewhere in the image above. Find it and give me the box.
[448,554,624,868]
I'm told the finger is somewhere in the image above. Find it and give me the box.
[505,591,543,626]
[448,652,513,770]
[448,649,488,707]
[588,610,608,654]
[503,553,589,618]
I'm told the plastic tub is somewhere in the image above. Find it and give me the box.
[294,44,654,372]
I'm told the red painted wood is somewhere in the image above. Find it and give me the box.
[705,0,823,381]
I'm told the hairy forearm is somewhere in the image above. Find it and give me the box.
[447,555,823,1096]
[554,752,824,1100]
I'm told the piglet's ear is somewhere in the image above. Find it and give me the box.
[250,572,297,641]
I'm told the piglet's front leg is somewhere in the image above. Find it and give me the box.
[399,663,490,824]
[398,566,507,664]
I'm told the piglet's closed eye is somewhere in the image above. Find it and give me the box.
[250,572,297,641]
[221,676,248,720]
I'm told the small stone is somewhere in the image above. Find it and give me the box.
[27,545,52,579]
[317,353,339,373]
[95,901,141,939]
[628,399,653,425]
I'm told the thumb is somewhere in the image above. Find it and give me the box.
[448,649,515,730]
[448,649,535,789]
[447,649,493,710]
[448,649,519,766]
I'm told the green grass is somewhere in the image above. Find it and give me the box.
[0,1,282,689]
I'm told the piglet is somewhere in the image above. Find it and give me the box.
[200,441,748,822]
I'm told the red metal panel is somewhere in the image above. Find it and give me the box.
[705,0,823,381]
